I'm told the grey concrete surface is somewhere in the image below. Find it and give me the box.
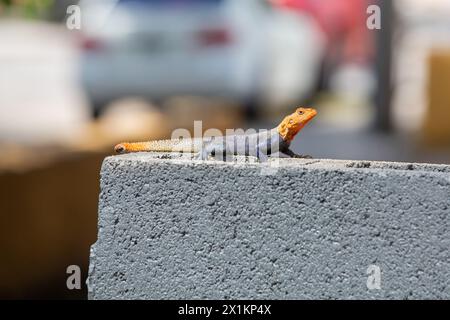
[88,153,450,299]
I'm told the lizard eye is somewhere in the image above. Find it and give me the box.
[297,110,304,115]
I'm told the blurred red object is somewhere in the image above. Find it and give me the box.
[196,27,233,47]
[272,0,374,64]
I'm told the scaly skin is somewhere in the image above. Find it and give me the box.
[114,107,317,161]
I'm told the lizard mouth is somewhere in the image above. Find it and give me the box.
[114,144,127,154]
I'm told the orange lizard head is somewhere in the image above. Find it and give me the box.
[277,107,317,142]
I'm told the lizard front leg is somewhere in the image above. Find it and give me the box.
[254,143,269,163]
[282,148,312,159]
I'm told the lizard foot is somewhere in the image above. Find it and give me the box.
[194,151,209,161]
[292,154,313,159]
[256,152,269,163]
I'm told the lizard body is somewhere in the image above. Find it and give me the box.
[114,107,317,161]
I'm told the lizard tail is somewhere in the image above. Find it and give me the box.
[114,139,200,154]
[114,142,154,154]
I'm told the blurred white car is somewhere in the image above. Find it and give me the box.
[79,0,324,118]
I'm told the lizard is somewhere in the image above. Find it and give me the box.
[114,107,317,161]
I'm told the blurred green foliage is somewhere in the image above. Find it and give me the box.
[0,0,54,18]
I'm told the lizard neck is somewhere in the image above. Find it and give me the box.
[277,118,302,142]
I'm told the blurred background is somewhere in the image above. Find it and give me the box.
[1,0,450,299]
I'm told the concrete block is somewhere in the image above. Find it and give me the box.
[88,153,450,299]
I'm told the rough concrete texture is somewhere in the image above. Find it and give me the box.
[88,153,450,299]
